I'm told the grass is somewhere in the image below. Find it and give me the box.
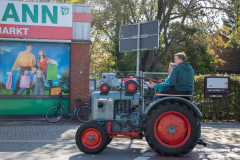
[0,89,69,95]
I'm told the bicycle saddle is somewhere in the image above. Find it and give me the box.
[74,99,81,102]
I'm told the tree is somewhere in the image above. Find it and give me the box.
[89,39,116,79]
[222,0,240,47]
[58,69,69,88]
[146,0,230,72]
[89,0,229,72]
[165,24,217,74]
[67,0,230,73]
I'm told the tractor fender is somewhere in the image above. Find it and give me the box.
[144,97,203,119]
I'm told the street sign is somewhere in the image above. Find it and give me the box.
[119,35,158,52]
[119,20,159,53]
[119,20,159,39]
[119,20,159,77]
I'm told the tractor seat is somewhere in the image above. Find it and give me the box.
[74,99,81,102]
[155,94,192,97]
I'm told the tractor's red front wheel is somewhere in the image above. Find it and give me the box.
[76,121,109,154]
[144,102,201,156]
[81,128,102,149]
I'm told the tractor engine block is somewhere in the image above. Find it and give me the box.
[91,91,142,132]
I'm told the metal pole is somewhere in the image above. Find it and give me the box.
[136,21,140,76]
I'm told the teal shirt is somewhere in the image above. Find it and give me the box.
[169,62,194,91]
[155,75,170,93]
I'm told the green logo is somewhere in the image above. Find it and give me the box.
[61,6,69,15]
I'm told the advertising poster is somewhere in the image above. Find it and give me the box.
[0,41,70,96]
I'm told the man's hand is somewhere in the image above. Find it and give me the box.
[11,69,14,72]
[24,70,28,76]
[148,81,155,88]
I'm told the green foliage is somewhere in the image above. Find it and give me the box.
[58,69,69,88]
[88,0,229,73]
[222,0,240,47]
[165,24,217,74]
[193,74,240,121]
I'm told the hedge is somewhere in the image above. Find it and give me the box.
[144,73,240,122]
[193,74,240,122]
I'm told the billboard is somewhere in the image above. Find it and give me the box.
[0,41,70,96]
[0,1,72,39]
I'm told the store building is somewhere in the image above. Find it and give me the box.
[0,1,91,118]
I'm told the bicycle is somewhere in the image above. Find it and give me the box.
[46,91,91,123]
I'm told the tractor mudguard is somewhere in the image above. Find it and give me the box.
[144,97,203,119]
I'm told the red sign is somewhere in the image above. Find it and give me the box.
[0,24,72,39]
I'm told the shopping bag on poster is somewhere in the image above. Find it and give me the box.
[51,87,61,95]
[51,60,57,65]
[19,75,30,88]
[47,64,57,80]
[6,74,12,89]
[12,74,16,90]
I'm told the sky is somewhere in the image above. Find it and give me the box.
[0,41,70,87]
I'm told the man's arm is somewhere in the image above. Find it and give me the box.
[32,54,36,67]
[24,70,28,76]
[169,67,178,84]
[11,52,22,72]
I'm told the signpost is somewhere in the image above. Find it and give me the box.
[119,20,159,76]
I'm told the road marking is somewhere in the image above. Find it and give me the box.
[134,150,157,160]
[142,152,157,157]
[134,157,151,160]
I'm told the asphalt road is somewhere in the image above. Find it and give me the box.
[0,121,239,160]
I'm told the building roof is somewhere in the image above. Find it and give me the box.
[215,35,240,74]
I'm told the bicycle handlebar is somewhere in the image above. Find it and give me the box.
[57,91,65,99]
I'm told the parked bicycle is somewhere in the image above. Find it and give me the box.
[46,91,91,123]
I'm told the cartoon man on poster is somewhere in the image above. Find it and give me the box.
[11,43,36,95]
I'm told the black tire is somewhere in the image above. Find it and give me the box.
[77,107,91,123]
[75,121,109,154]
[46,106,63,123]
[108,138,113,144]
[144,101,201,156]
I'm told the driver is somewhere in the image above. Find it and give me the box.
[160,52,194,100]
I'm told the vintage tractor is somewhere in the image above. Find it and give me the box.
[75,71,205,156]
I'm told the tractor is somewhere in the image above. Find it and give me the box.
[75,71,205,156]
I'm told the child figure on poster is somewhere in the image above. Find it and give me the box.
[16,65,38,95]
[30,67,49,95]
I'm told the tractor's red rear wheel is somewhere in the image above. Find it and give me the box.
[76,121,109,154]
[144,102,201,156]
[154,111,190,148]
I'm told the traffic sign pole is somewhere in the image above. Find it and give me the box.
[137,21,140,76]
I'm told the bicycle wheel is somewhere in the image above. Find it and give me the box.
[77,106,91,122]
[46,106,63,123]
